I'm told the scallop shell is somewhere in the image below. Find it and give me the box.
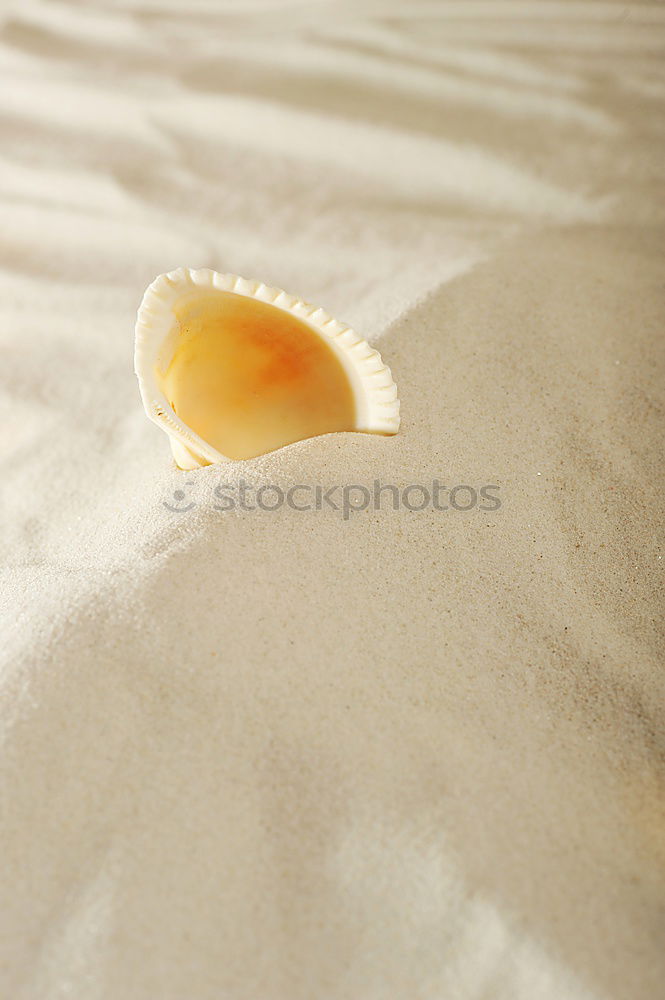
[134,268,400,469]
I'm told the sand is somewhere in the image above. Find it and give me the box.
[1,2,664,999]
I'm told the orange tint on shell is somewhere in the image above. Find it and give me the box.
[158,290,356,461]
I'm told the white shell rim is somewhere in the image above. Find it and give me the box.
[134,267,401,466]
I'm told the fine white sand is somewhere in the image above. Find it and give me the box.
[1,3,664,999]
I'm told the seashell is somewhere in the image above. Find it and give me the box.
[134,268,400,469]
